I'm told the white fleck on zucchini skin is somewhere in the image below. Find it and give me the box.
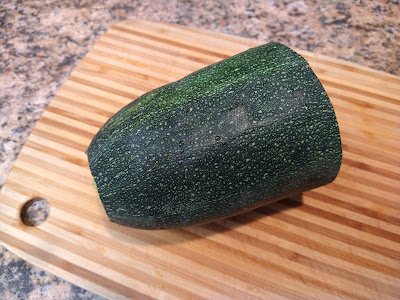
[87,42,342,229]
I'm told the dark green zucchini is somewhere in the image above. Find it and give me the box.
[87,42,342,230]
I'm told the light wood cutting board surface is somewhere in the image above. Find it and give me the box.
[1,19,400,299]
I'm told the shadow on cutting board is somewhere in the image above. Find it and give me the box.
[104,194,303,246]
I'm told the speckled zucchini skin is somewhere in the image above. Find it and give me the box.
[87,42,342,230]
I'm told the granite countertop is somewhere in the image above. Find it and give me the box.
[0,0,399,299]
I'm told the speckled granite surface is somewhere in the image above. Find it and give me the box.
[0,247,104,300]
[0,0,399,299]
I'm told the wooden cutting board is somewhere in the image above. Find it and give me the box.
[1,19,399,300]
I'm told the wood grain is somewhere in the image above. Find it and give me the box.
[1,19,399,299]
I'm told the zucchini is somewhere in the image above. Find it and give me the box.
[87,42,342,229]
